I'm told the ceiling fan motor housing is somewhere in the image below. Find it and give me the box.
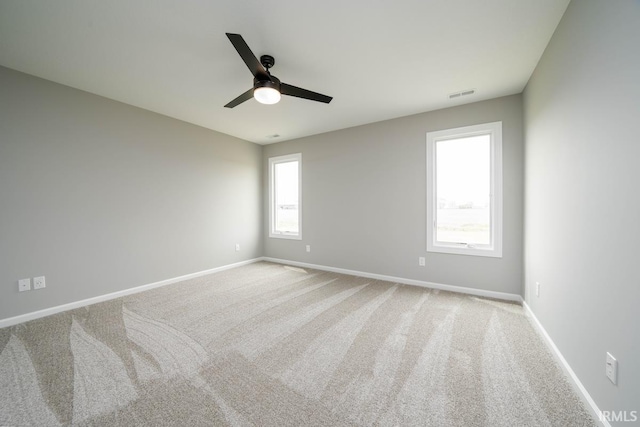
[254,75,280,91]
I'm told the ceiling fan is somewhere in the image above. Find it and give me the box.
[224,33,333,108]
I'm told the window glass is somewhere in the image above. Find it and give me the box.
[426,122,502,257]
[436,134,491,245]
[269,153,302,239]
[274,160,299,234]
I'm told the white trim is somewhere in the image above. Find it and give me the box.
[262,257,522,302]
[1,256,521,329]
[0,258,262,328]
[523,302,608,427]
[268,153,302,240]
[426,121,503,258]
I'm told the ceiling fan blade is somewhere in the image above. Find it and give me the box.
[226,33,268,79]
[281,83,333,104]
[224,88,254,108]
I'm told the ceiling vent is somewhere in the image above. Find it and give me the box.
[449,89,475,99]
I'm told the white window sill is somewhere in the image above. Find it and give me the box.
[269,232,302,240]
[427,243,502,258]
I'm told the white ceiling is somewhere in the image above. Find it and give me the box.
[0,0,569,144]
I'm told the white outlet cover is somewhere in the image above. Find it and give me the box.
[606,352,617,385]
[306,245,311,252]
[34,276,46,289]
[535,282,540,297]
[235,244,240,251]
[419,257,426,266]
[18,278,31,292]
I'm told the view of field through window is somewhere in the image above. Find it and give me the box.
[435,134,491,245]
[274,160,299,233]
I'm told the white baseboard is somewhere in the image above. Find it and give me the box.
[523,302,608,427]
[261,257,523,303]
[1,254,605,427]
[0,258,262,328]
[1,255,521,327]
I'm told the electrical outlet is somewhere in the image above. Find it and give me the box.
[235,244,240,251]
[33,276,46,290]
[418,257,426,267]
[18,278,31,292]
[306,245,311,253]
[535,282,540,297]
[606,352,617,385]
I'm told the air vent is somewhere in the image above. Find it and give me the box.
[449,89,475,99]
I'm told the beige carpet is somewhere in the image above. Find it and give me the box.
[0,261,594,426]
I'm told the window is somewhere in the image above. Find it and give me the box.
[426,122,502,257]
[269,153,302,239]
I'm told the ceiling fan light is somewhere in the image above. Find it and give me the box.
[254,87,281,104]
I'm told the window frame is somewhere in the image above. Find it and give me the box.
[426,121,503,258]
[268,153,302,240]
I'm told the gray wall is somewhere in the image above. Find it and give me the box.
[0,66,262,320]
[524,0,640,422]
[263,95,524,296]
